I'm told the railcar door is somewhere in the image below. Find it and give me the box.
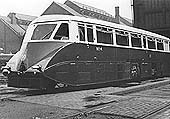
[151,62,163,77]
[140,62,151,78]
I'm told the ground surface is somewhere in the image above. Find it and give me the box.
[1,77,170,119]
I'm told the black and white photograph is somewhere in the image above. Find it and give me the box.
[1,0,170,118]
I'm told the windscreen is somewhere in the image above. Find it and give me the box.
[31,24,57,40]
[53,23,69,40]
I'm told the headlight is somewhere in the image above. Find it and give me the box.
[32,65,42,72]
[1,66,11,76]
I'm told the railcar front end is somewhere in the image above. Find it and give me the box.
[2,16,79,89]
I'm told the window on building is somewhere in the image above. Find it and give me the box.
[131,33,142,48]
[78,24,85,41]
[116,30,129,46]
[96,26,113,44]
[54,23,69,40]
[87,25,94,42]
[157,39,164,50]
[31,24,57,40]
[148,37,156,49]
[143,36,147,48]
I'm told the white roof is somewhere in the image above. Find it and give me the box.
[32,15,170,41]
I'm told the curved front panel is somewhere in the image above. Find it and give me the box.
[23,41,71,71]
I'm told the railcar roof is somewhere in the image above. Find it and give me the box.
[32,15,170,41]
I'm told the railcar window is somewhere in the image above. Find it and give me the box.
[131,33,142,48]
[96,26,113,44]
[164,40,168,51]
[148,37,156,49]
[143,36,147,48]
[157,39,164,50]
[54,23,69,40]
[116,30,129,46]
[31,24,57,40]
[87,25,94,42]
[78,24,85,41]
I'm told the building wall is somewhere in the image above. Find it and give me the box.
[133,0,170,38]
[0,21,5,53]
[0,20,22,54]
[5,26,22,54]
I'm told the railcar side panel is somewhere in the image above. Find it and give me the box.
[43,43,170,86]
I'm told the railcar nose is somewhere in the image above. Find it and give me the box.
[24,41,70,71]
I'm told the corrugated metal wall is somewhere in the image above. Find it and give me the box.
[133,0,170,38]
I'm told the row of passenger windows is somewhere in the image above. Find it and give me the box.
[78,23,170,52]
[31,22,169,52]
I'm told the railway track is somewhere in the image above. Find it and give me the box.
[1,77,170,119]
[0,77,165,100]
[0,76,168,101]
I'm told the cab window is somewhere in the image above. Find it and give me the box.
[54,23,69,40]
[31,24,56,40]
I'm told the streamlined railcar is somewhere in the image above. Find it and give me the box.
[2,15,170,89]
